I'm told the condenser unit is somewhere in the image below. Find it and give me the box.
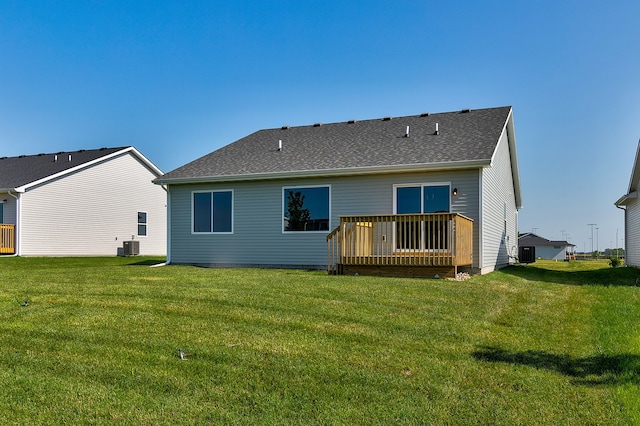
[123,240,140,256]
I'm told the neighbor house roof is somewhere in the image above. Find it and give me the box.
[0,146,163,192]
[518,233,575,247]
[157,106,521,207]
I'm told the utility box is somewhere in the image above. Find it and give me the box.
[518,246,535,264]
[123,240,140,256]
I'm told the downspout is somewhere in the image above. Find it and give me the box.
[161,183,171,265]
[616,203,626,259]
[7,189,19,256]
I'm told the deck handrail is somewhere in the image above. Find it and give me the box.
[327,213,473,274]
[0,224,16,254]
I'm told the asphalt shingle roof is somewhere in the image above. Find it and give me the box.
[518,233,575,247]
[0,147,128,190]
[158,106,513,182]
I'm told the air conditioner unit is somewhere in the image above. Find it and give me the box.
[123,240,140,256]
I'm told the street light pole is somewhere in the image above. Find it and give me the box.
[587,224,597,255]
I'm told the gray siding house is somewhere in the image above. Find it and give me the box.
[156,106,522,276]
[0,147,167,256]
[518,233,575,261]
[615,139,640,267]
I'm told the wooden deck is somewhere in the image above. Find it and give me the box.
[327,213,473,278]
[0,224,15,254]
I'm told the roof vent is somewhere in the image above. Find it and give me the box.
[54,155,57,162]
[68,154,72,162]
[434,123,439,135]
[382,117,392,121]
[347,119,357,124]
[461,108,471,113]
[281,125,290,130]
[313,123,322,127]
[404,126,410,138]
[420,112,430,117]
[278,140,282,151]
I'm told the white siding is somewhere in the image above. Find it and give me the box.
[535,245,568,261]
[168,169,481,268]
[19,152,166,256]
[625,198,640,267]
[480,128,519,273]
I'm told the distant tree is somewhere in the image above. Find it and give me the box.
[286,191,310,231]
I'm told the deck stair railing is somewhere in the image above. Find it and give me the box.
[327,213,473,274]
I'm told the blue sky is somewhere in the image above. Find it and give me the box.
[2,1,639,252]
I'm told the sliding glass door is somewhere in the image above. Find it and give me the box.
[395,184,451,251]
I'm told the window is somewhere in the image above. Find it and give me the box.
[193,190,233,233]
[394,183,451,250]
[395,183,451,215]
[283,186,330,232]
[137,212,147,236]
[503,202,508,237]
[0,203,3,224]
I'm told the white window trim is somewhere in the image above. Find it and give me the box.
[392,182,452,214]
[282,184,331,234]
[137,211,148,237]
[392,182,452,253]
[191,189,234,235]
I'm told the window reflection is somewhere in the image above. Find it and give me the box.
[284,186,329,231]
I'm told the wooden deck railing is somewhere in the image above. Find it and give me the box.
[327,213,473,274]
[0,224,15,254]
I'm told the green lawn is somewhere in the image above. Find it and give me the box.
[0,257,638,424]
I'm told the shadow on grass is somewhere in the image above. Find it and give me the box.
[125,259,166,267]
[472,346,640,386]
[500,263,640,287]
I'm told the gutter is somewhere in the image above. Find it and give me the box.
[615,191,637,208]
[154,159,491,186]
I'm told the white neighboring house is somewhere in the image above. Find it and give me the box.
[615,139,640,267]
[0,147,166,256]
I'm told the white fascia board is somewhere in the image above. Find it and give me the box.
[615,191,638,207]
[15,147,163,192]
[0,187,24,193]
[489,108,522,210]
[126,146,164,176]
[154,159,491,186]
[628,139,640,193]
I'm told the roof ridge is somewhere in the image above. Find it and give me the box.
[0,146,130,160]
[272,106,512,131]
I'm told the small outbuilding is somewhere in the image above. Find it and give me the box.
[517,233,575,261]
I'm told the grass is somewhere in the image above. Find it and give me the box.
[0,257,639,424]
